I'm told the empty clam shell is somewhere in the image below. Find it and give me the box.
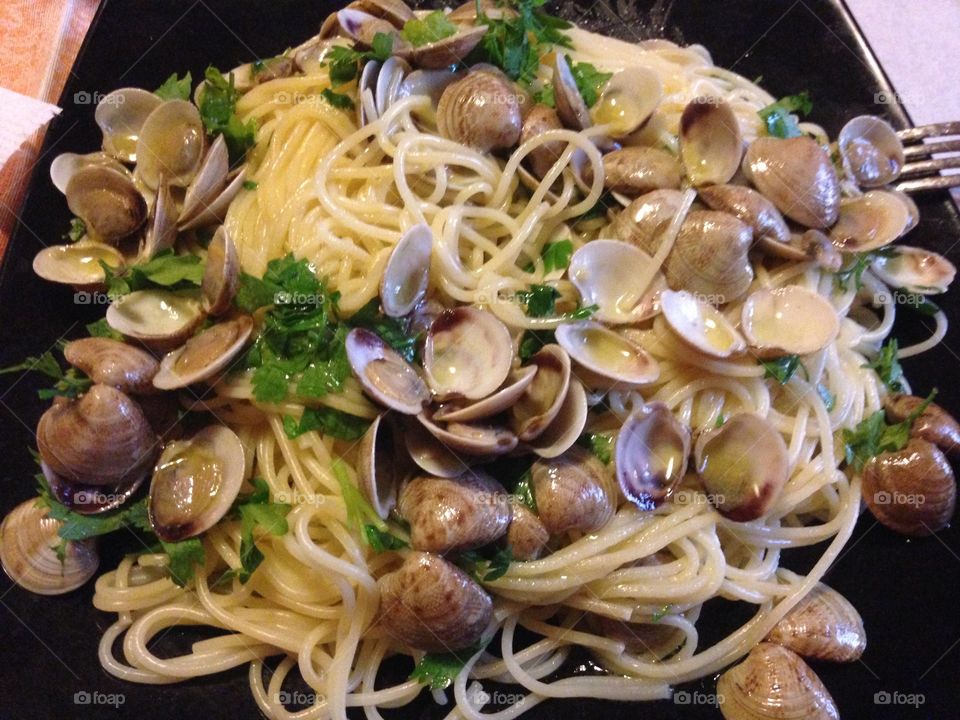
[423,307,512,401]
[0,499,98,595]
[740,286,839,357]
[531,445,615,535]
[381,224,431,318]
[552,53,591,131]
[870,245,955,294]
[66,165,147,243]
[357,414,402,519]
[346,328,430,414]
[135,100,206,190]
[202,226,240,315]
[612,188,685,251]
[766,583,866,662]
[179,134,233,230]
[374,56,410,119]
[106,290,205,352]
[829,190,911,253]
[592,66,662,138]
[660,289,746,359]
[409,25,488,69]
[433,365,537,423]
[148,425,246,542]
[50,151,129,195]
[616,402,690,510]
[32,242,124,289]
[555,321,659,389]
[403,419,471,477]
[139,178,178,261]
[63,337,158,395]
[680,96,743,187]
[717,643,839,720]
[838,115,904,188]
[744,136,840,228]
[511,344,571,442]
[95,88,164,162]
[153,316,254,390]
[417,411,518,456]
[569,239,665,324]
[528,379,588,458]
[694,413,790,522]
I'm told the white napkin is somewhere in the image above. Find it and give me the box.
[0,86,61,169]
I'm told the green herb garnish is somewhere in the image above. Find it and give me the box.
[322,33,394,86]
[64,217,86,243]
[758,91,812,139]
[760,355,806,385]
[863,339,904,393]
[842,390,936,471]
[401,11,457,46]
[0,350,91,400]
[101,249,204,297]
[155,71,193,101]
[409,640,487,690]
[474,0,572,85]
[578,432,613,464]
[321,88,355,110]
[283,406,371,441]
[199,66,258,163]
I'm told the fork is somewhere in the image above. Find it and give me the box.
[895,121,960,193]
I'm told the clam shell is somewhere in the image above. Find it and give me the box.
[423,307,512,401]
[135,100,206,190]
[506,499,549,560]
[139,178,178,260]
[63,337,159,395]
[568,240,664,325]
[346,328,430,414]
[42,460,146,516]
[66,165,147,243]
[433,365,537,423]
[829,190,911,253]
[106,290,205,352]
[766,583,866,662]
[202,226,241,315]
[665,210,754,303]
[510,345,571,442]
[417,412,518,456]
[0,499,98,595]
[884,393,960,460]
[409,25,488,69]
[616,402,690,510]
[698,184,790,246]
[593,147,682,196]
[437,70,522,152]
[357,414,403,519]
[837,114,904,188]
[870,245,955,294]
[552,53,591,131]
[660,289,746,359]
[717,643,839,720]
[33,242,124,288]
[740,286,839,357]
[680,97,743,187]
[380,224,431,318]
[528,379,588,458]
[554,321,660,389]
[520,104,566,180]
[403,418,473,477]
[531,445,615,535]
[50,151,129,195]
[612,189,685,251]
[95,88,163,162]
[153,316,254,390]
[592,66,662,138]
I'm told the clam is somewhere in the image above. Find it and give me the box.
[554,321,659,389]
[398,472,511,553]
[829,190,911,253]
[345,328,430,414]
[65,165,147,243]
[106,290,205,352]
[409,26,488,69]
[153,316,254,390]
[510,345,571,442]
[592,615,684,658]
[377,551,492,652]
[551,53,591,131]
[374,56,411,121]
[416,411,518,456]
[766,583,866,662]
[568,240,664,324]
[616,403,691,510]
[436,70,522,152]
[680,97,743,187]
[230,56,295,92]
[592,66,662,138]
[336,9,411,56]
[530,446,616,535]
[201,226,241,315]
[740,286,839,358]
[42,460,146,516]
[744,136,840,228]
[179,135,246,231]
[135,100,206,190]
[506,499,549,560]
[433,365,537,423]
[32,242,124,289]
[448,0,516,21]
[528,379,588,458]
[357,414,403,519]
[861,438,956,537]
[698,184,790,246]
[403,419,470,477]
[0,499,98,595]
[148,425,246,542]
[759,228,843,271]
[50,151,129,195]
[397,67,463,106]
[663,211,754,303]
[837,115,904,188]
[884,394,960,460]
[380,224,431,318]
[63,337,158,394]
[350,0,414,27]
[694,413,789,522]
[139,178,178,260]
[520,104,566,180]
[660,289,746,359]
[611,188,685,251]
[94,87,164,162]
[717,643,839,720]
[587,147,681,196]
[870,245,955,294]
[423,307,512,401]
[37,384,159,486]
[358,59,383,126]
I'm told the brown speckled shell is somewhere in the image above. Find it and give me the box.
[531,445,615,535]
[766,583,866,662]
[884,393,960,460]
[437,71,521,152]
[63,337,159,395]
[506,499,549,560]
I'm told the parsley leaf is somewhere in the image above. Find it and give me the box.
[409,640,487,690]
[518,329,554,361]
[333,459,383,530]
[0,350,91,400]
[835,252,876,291]
[578,432,613,464]
[101,249,204,297]
[533,84,555,106]
[347,299,419,363]
[363,524,408,552]
[539,239,574,273]
[155,71,193,101]
[242,179,258,191]
[64,217,86,242]
[322,33,394,87]
[842,390,936,471]
[284,406,371,441]
[233,478,290,582]
[199,66,258,163]
[513,468,537,512]
[758,91,813,139]
[518,284,561,317]
[401,11,457,46]
[86,318,123,340]
[474,0,572,85]
[160,538,206,587]
[321,88,355,110]
[863,339,904,393]
[761,355,807,385]
[566,57,612,107]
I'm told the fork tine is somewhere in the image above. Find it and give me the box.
[902,139,960,158]
[897,122,960,142]
[900,156,960,177]
[896,175,960,194]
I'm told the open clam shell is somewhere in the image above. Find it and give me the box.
[616,402,690,510]
[202,226,241,315]
[50,151,129,195]
[740,286,839,357]
[433,365,537,423]
[139,178,178,261]
[680,96,743,187]
[66,165,147,243]
[510,344,571,442]
[569,240,664,325]
[870,245,955,294]
[423,307,513,401]
[528,379,588,458]
[551,53,591,131]
[95,88,163,162]
[346,328,430,414]
[592,66,662,138]
[829,190,911,253]
[106,290,205,352]
[32,242,124,289]
[612,188,685,251]
[357,414,403,519]
[148,425,246,543]
[409,25,488,69]
[837,115,904,188]
[43,460,146,516]
[698,184,790,246]
[153,316,254,390]
[403,419,471,477]
[417,412,518,456]
[591,147,682,196]
[660,289,746,359]
[135,100,206,190]
[554,321,659,390]
[63,337,159,395]
[381,224,432,318]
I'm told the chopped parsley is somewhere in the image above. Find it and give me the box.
[532,58,611,107]
[283,406,371,441]
[400,11,457,46]
[242,179,258,191]
[842,390,936,471]
[513,469,537,512]
[100,249,204,297]
[199,66,258,163]
[758,91,813,139]
[64,217,86,242]
[760,355,806,385]
[321,88,354,110]
[578,431,613,464]
[363,524,408,552]
[526,239,574,274]
[863,339,904,393]
[228,478,291,582]
[154,71,193,101]
[322,34,394,86]
[409,639,488,690]
[86,318,123,340]
[332,460,406,552]
[458,546,513,583]
[0,349,91,400]
[473,0,572,85]
[160,538,206,587]
[347,299,420,363]
[515,284,597,360]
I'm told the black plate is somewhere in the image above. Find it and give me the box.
[1,1,958,718]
